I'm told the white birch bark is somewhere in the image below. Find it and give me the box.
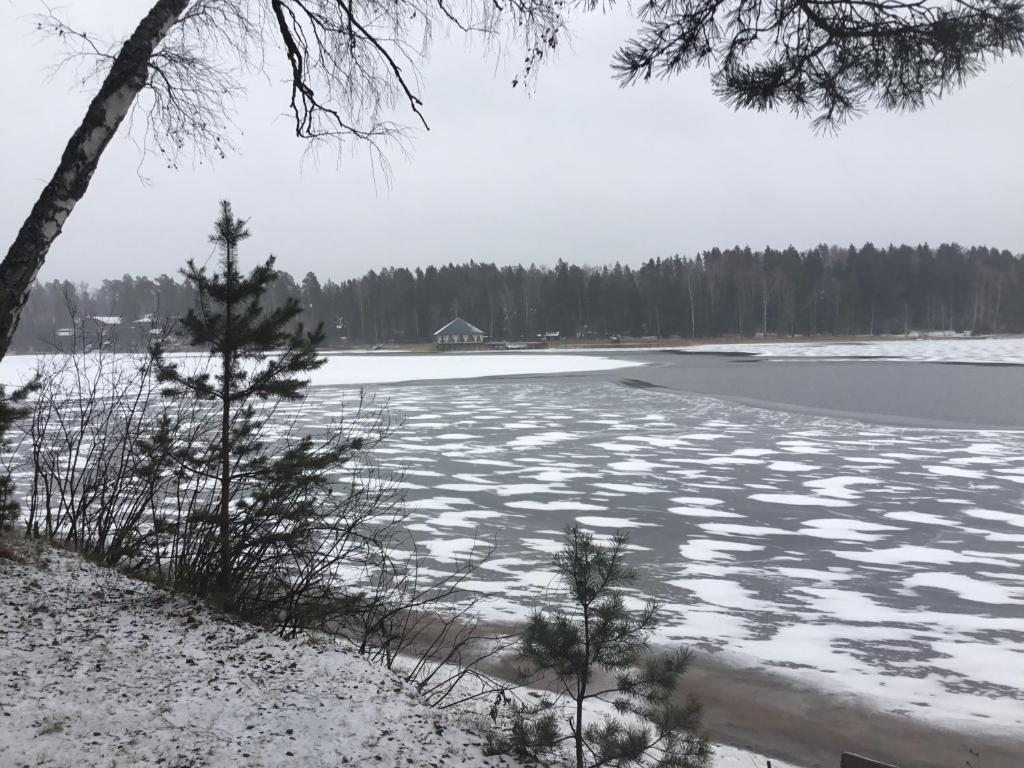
[0,0,191,360]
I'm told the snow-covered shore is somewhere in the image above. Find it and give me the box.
[0,542,524,768]
[0,541,796,768]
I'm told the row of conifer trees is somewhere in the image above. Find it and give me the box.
[11,241,1021,352]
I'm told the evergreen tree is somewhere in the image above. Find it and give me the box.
[0,380,36,528]
[518,526,710,768]
[153,200,325,600]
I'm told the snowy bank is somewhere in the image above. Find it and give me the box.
[0,543,525,768]
[0,542,797,768]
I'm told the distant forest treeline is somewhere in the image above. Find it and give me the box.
[11,243,1022,351]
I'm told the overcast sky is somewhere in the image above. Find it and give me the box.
[2,0,1023,286]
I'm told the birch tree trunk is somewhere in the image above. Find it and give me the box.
[0,0,190,361]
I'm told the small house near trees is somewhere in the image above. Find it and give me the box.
[434,318,486,350]
[84,315,123,349]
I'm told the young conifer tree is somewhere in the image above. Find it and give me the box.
[0,387,31,528]
[153,200,325,600]
[0,383,35,528]
[518,526,710,768]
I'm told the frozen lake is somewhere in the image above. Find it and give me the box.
[6,344,1024,735]
[274,352,1024,734]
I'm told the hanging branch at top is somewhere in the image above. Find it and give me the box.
[0,0,572,362]
[613,0,1024,129]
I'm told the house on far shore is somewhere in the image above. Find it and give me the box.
[434,318,486,350]
[85,315,123,349]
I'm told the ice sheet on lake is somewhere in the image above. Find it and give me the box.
[0,350,642,388]
[685,336,1024,365]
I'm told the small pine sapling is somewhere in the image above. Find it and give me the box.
[518,526,710,768]
[152,200,326,602]
[0,379,37,528]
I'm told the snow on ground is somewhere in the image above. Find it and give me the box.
[685,336,1024,365]
[0,351,641,389]
[0,544,525,768]
[0,542,795,768]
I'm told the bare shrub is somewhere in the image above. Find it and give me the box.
[23,350,413,634]
[330,531,521,708]
[24,344,165,559]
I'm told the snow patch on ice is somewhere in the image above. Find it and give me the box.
[906,572,1022,605]
[749,493,854,508]
[679,539,765,561]
[505,500,606,512]
[575,516,654,528]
